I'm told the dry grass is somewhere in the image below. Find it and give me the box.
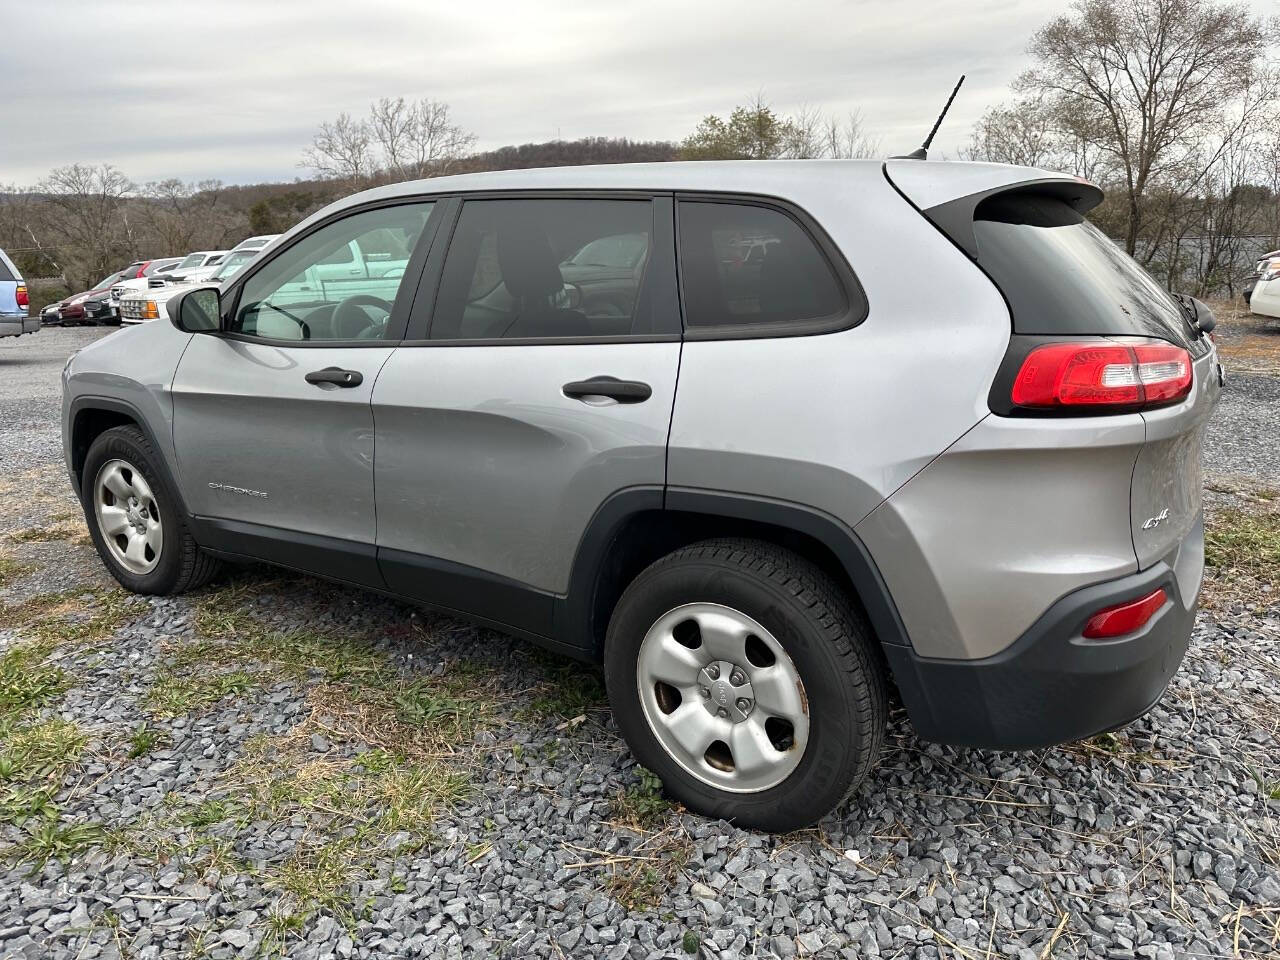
[7,511,90,546]
[1201,483,1280,610]
[1203,297,1280,376]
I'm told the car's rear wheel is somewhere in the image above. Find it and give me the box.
[604,538,886,831]
[81,425,220,595]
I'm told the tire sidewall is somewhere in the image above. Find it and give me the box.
[605,555,869,831]
[81,428,188,594]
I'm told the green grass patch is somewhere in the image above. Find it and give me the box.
[1206,509,1280,575]
[0,717,86,784]
[520,650,607,720]
[0,641,67,730]
[15,818,105,867]
[127,724,165,759]
[145,668,258,718]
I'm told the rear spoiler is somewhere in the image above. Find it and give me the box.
[884,160,1104,260]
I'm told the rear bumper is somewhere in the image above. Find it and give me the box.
[0,315,39,337]
[887,516,1202,749]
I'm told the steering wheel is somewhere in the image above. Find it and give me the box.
[332,295,394,339]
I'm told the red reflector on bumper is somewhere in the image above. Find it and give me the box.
[1082,587,1167,639]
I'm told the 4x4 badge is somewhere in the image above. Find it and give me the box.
[1142,507,1170,530]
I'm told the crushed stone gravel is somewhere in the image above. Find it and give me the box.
[0,327,1274,959]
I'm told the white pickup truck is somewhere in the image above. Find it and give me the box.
[120,239,405,324]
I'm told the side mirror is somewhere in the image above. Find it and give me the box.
[170,287,222,333]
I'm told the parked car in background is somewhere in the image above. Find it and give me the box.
[120,247,265,325]
[168,251,228,283]
[55,272,126,326]
[65,160,1222,830]
[232,234,279,253]
[0,247,36,338]
[1243,249,1279,306]
[1248,255,1280,319]
[110,257,191,309]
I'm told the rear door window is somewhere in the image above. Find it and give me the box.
[677,200,848,334]
[971,193,1197,348]
[429,198,665,340]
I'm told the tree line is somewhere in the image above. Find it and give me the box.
[2,0,1275,304]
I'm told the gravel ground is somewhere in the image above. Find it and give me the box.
[0,326,1275,960]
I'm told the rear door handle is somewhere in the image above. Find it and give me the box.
[563,376,652,404]
[305,367,363,388]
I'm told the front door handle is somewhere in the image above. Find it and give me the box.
[562,376,652,403]
[305,367,363,388]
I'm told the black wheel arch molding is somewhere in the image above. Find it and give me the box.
[66,395,187,510]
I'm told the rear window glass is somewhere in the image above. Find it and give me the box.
[972,194,1195,346]
[678,201,846,330]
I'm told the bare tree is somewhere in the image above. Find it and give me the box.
[1018,0,1277,254]
[301,113,375,183]
[369,96,414,176]
[822,110,881,159]
[403,98,476,177]
[307,98,475,183]
[39,164,133,286]
[961,97,1059,168]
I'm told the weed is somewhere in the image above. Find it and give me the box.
[145,668,257,717]
[682,930,701,954]
[0,786,57,826]
[1,717,87,785]
[16,818,104,866]
[611,767,671,829]
[0,641,66,725]
[127,724,165,759]
[522,656,607,720]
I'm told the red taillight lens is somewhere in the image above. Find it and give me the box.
[1011,340,1191,410]
[1082,587,1167,639]
[15,285,28,308]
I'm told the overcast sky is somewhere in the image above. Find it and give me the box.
[2,0,1274,187]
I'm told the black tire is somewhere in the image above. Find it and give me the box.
[80,425,221,595]
[604,538,886,831]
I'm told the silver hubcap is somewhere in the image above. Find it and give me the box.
[636,603,809,793]
[93,459,162,575]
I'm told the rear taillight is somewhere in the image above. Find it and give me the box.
[1082,587,1167,639]
[1010,340,1191,411]
[15,285,28,308]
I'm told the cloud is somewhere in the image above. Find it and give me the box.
[3,0,1272,185]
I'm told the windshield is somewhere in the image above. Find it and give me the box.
[565,232,648,269]
[210,251,255,280]
[93,272,122,290]
[972,193,1196,347]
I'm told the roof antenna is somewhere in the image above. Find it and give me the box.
[893,75,965,160]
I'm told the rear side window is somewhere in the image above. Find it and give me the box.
[677,201,846,332]
[972,193,1196,347]
[0,258,13,282]
[430,198,659,340]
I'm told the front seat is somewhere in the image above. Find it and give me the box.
[495,223,588,338]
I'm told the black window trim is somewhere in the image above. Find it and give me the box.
[400,189,682,346]
[217,195,449,349]
[674,191,868,341]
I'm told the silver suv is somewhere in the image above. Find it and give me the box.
[61,160,1222,830]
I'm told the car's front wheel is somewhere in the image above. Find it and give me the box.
[81,425,220,595]
[604,538,886,831]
